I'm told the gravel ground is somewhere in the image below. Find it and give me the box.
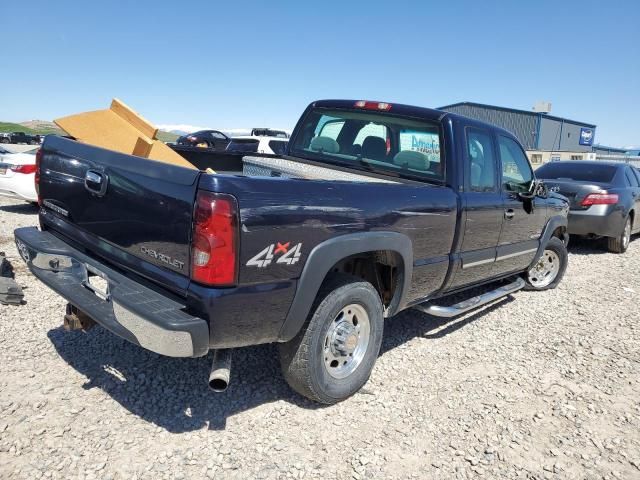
[1,196,639,480]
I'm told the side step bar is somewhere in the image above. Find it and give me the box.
[413,277,525,318]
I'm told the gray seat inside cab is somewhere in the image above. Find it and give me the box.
[310,136,340,154]
[393,150,430,171]
[361,136,387,161]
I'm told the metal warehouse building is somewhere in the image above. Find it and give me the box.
[438,101,597,166]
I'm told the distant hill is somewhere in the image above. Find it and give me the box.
[20,120,64,134]
[156,130,179,142]
[1,119,180,144]
[0,120,64,135]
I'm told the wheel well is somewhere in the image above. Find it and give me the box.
[552,226,566,240]
[324,251,402,309]
[629,209,635,227]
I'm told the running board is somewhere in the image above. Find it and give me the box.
[413,277,525,318]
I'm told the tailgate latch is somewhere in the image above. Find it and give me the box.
[84,170,109,196]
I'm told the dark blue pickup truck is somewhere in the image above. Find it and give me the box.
[14,100,569,403]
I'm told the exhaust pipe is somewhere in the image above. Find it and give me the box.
[208,349,232,392]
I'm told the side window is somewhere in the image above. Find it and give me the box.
[633,168,640,186]
[318,120,345,140]
[399,130,441,171]
[498,136,534,193]
[353,123,387,145]
[353,123,389,160]
[211,132,226,140]
[466,128,496,192]
[268,140,288,155]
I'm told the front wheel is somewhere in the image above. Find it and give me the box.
[524,237,568,291]
[607,217,631,254]
[279,274,384,404]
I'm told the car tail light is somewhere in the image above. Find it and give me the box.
[581,192,619,206]
[10,164,37,174]
[191,191,238,286]
[35,149,43,205]
[354,100,392,111]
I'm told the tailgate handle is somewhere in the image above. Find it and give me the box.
[84,170,109,196]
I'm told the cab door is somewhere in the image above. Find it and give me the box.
[448,127,502,289]
[494,135,547,276]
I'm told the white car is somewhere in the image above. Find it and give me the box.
[226,136,288,155]
[0,146,39,203]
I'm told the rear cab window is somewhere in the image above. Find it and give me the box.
[290,108,443,182]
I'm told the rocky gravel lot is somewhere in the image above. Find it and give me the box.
[1,195,639,479]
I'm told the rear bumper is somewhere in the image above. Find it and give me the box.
[567,205,625,238]
[13,227,209,358]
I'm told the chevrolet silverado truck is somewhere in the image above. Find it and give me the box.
[14,100,569,404]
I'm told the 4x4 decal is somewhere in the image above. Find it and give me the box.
[247,242,302,268]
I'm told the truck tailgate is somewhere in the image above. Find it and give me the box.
[37,135,200,296]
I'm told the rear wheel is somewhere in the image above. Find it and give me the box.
[607,217,631,254]
[524,237,567,291]
[279,274,384,404]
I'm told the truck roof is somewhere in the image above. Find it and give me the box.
[309,99,519,140]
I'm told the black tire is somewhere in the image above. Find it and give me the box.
[279,274,384,404]
[523,237,568,291]
[607,216,631,254]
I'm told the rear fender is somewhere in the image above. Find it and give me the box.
[277,232,413,342]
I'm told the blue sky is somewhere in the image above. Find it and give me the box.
[2,0,638,147]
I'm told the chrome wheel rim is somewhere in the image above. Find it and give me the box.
[323,304,370,379]
[527,250,560,288]
[623,220,631,249]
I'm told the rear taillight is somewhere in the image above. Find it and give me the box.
[35,149,43,205]
[11,164,37,174]
[191,192,238,286]
[581,192,619,206]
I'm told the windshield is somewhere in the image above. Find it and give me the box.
[536,162,617,183]
[289,108,443,181]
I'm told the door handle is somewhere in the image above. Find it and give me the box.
[84,170,109,196]
[504,209,515,220]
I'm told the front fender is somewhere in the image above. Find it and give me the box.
[529,215,568,268]
[277,232,413,342]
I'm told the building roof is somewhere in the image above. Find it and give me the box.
[592,144,628,153]
[437,101,596,128]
